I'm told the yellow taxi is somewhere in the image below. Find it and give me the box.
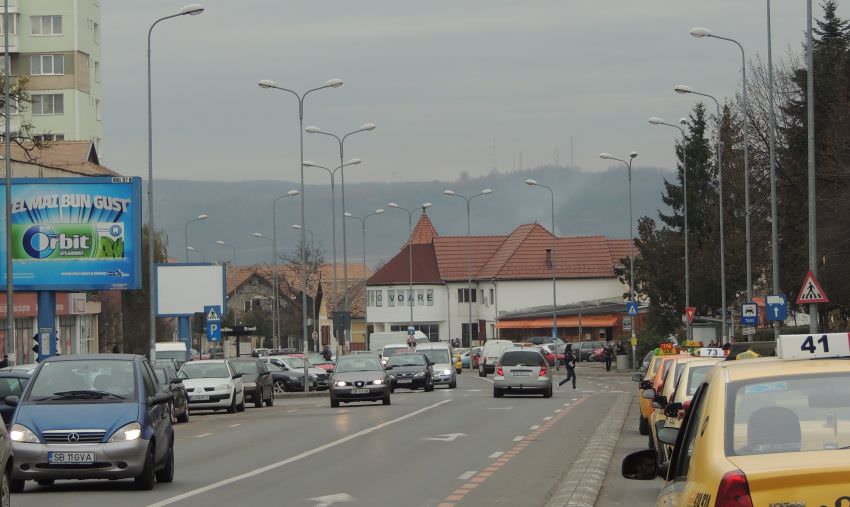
[453,351,463,374]
[646,354,708,453]
[636,348,682,436]
[623,332,850,506]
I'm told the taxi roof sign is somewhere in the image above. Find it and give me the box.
[697,347,724,358]
[777,332,850,360]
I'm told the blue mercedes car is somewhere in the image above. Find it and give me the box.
[6,354,174,491]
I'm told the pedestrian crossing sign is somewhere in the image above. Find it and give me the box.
[796,270,829,304]
[206,307,220,322]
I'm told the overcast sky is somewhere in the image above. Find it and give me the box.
[101,1,839,183]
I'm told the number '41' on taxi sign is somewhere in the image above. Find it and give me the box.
[777,333,850,360]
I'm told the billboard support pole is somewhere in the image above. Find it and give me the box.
[178,316,190,360]
[36,291,55,361]
[3,0,14,365]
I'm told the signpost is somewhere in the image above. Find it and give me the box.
[740,303,758,327]
[685,306,696,324]
[765,295,788,322]
[796,270,829,304]
[204,305,222,343]
[625,301,638,370]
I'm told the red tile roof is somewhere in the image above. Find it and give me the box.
[11,141,119,176]
[367,243,443,285]
[409,212,438,245]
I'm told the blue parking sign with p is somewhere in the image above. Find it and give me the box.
[205,305,222,342]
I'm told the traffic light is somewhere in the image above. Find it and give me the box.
[32,333,40,360]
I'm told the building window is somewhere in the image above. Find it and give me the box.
[387,290,395,307]
[490,288,495,305]
[95,98,101,120]
[243,300,251,313]
[93,21,100,43]
[33,134,65,143]
[31,94,64,115]
[457,288,477,303]
[31,54,64,75]
[31,15,62,36]
[94,61,101,82]
[375,290,382,307]
[0,14,19,35]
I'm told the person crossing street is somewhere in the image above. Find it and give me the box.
[558,344,577,389]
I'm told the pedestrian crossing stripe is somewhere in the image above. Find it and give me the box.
[796,270,829,304]
[207,308,220,321]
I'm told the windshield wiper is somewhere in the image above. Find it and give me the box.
[48,390,126,400]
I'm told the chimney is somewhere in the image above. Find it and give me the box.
[545,248,553,268]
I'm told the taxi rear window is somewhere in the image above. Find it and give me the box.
[726,373,850,456]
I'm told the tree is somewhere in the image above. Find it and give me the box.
[121,226,171,354]
[0,76,53,152]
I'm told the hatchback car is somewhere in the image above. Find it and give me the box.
[8,354,174,491]
[384,353,434,391]
[417,343,457,389]
[178,360,245,413]
[329,356,390,407]
[152,361,189,424]
[230,358,274,407]
[493,349,553,398]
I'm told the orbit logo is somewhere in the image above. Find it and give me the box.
[16,225,94,260]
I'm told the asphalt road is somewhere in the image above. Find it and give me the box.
[13,368,633,507]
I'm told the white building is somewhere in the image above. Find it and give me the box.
[366,212,632,346]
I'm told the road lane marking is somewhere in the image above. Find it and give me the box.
[457,471,477,480]
[513,435,524,442]
[488,406,512,410]
[554,409,562,413]
[228,424,241,428]
[466,389,481,392]
[563,403,570,406]
[195,433,213,438]
[530,425,540,430]
[424,433,466,442]
[146,399,452,507]
[543,416,552,421]
[488,451,504,459]
[288,409,298,413]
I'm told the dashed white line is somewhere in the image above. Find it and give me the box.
[571,398,578,401]
[228,424,241,428]
[457,471,477,480]
[543,416,552,421]
[554,409,562,413]
[488,452,504,459]
[563,403,570,406]
[530,425,540,430]
[288,409,298,413]
[513,435,524,442]
[195,433,213,439]
[466,389,482,392]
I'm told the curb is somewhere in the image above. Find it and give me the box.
[544,392,631,507]
[274,391,328,399]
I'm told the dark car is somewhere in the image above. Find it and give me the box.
[576,340,605,362]
[262,361,299,394]
[329,356,390,407]
[9,354,174,491]
[153,361,189,424]
[230,358,274,407]
[260,357,328,392]
[384,353,434,392]
[0,371,31,427]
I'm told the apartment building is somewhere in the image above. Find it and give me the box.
[1,0,103,152]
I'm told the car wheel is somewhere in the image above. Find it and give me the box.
[273,380,286,395]
[155,441,175,483]
[639,415,650,436]
[226,393,237,414]
[134,444,156,490]
[449,378,457,389]
[8,477,23,495]
[493,388,503,398]
[382,393,391,405]
[265,390,274,407]
[177,405,189,423]
[425,381,434,392]
[330,395,339,408]
[237,396,246,412]
[254,389,264,408]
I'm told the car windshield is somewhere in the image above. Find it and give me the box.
[686,365,713,396]
[0,377,26,398]
[282,357,307,369]
[500,351,544,367]
[231,361,259,375]
[421,349,451,364]
[179,362,230,379]
[727,373,850,456]
[27,360,136,401]
[308,354,328,364]
[386,354,426,367]
[157,350,186,362]
[335,357,383,373]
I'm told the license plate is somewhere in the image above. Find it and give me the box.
[48,451,95,465]
[191,395,210,401]
[397,379,412,384]
[512,371,531,376]
[351,388,370,394]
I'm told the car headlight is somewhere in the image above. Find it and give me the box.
[372,379,383,385]
[335,381,347,387]
[215,383,231,391]
[442,369,452,375]
[414,372,425,377]
[108,422,142,443]
[9,424,38,443]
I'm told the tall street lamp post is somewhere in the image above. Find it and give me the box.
[387,202,432,331]
[805,0,818,333]
[292,224,317,355]
[3,0,14,363]
[257,78,343,374]
[443,189,492,346]
[766,0,781,338]
[303,158,361,353]
[690,27,753,302]
[675,84,728,342]
[186,246,205,262]
[306,124,375,352]
[524,180,558,343]
[649,117,691,339]
[184,214,208,262]
[345,208,384,349]
[599,152,639,367]
[215,240,236,265]
[147,3,205,361]
[271,189,299,348]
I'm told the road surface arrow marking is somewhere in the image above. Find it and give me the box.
[309,493,356,507]
[424,433,466,442]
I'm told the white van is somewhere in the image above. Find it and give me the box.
[416,342,456,389]
[155,342,190,367]
[478,340,514,376]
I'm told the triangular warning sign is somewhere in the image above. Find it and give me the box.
[206,308,220,321]
[685,306,696,324]
[796,270,829,304]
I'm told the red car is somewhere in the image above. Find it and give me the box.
[305,353,335,373]
[471,347,482,370]
[533,345,556,366]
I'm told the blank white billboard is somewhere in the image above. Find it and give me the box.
[156,264,225,316]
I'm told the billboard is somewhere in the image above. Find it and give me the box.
[0,177,142,290]
[155,263,226,317]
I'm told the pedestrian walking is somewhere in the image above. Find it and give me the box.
[558,344,576,389]
[603,342,614,372]
[321,345,332,362]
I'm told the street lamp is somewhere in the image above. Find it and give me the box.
[649,117,691,339]
[344,209,384,277]
[292,224,318,354]
[690,27,753,303]
[303,158,361,353]
[258,78,342,376]
[215,240,236,265]
[270,189,299,349]
[184,214,208,263]
[147,3,205,361]
[186,246,205,262]
[675,84,728,342]
[524,180,558,343]
[306,123,376,352]
[387,202,432,330]
[599,151,639,366]
[443,189,492,346]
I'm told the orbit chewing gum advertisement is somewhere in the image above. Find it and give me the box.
[0,178,142,291]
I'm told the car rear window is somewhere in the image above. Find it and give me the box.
[499,351,545,367]
[726,373,850,456]
[421,349,451,364]
[686,365,713,396]
[386,354,427,367]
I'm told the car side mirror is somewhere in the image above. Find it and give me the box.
[664,402,682,418]
[642,388,656,400]
[621,449,658,480]
[639,380,652,390]
[4,395,19,407]
[148,391,171,407]
[657,426,679,446]
[232,373,242,379]
[631,373,643,382]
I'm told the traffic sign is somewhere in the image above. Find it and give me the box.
[311,331,319,341]
[765,294,788,322]
[796,270,829,304]
[625,301,639,317]
[204,305,222,343]
[685,306,696,324]
[740,302,758,326]
[622,316,632,331]
[407,325,415,336]
[742,326,756,336]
